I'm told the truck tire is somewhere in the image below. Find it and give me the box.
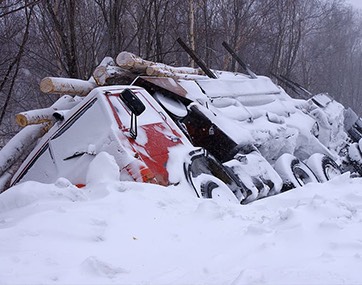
[274,153,318,191]
[184,148,243,202]
[306,153,341,183]
[348,143,362,176]
[200,177,239,203]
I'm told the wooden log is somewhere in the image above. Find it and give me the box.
[93,65,136,86]
[146,64,203,76]
[97,56,115,68]
[0,123,49,178]
[145,65,204,78]
[0,171,12,193]
[15,95,79,127]
[16,112,52,128]
[116,51,205,79]
[93,56,116,85]
[0,153,28,193]
[116,51,155,73]
[40,77,97,96]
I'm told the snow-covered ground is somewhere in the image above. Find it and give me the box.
[1,153,362,285]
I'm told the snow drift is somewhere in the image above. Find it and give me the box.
[1,153,362,285]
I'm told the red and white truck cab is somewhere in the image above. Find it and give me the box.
[9,86,242,203]
[10,86,192,187]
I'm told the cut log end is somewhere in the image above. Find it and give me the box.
[15,113,52,127]
[116,51,136,68]
[40,77,54,94]
[15,114,29,127]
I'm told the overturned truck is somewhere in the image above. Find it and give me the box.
[1,41,362,204]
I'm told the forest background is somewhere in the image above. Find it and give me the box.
[1,0,361,147]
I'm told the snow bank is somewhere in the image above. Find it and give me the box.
[1,168,362,284]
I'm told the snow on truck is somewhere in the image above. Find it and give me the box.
[1,40,362,204]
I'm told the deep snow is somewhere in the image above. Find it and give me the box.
[1,153,362,285]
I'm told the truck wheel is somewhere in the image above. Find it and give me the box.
[348,143,362,176]
[274,153,318,191]
[306,153,341,182]
[184,148,242,203]
[200,176,239,203]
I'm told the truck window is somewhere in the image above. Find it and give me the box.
[16,98,112,184]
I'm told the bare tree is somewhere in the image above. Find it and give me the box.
[0,0,40,18]
[0,2,34,126]
[2,0,362,148]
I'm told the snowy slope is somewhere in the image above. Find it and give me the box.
[1,153,362,285]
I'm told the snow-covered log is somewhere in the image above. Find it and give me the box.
[16,111,53,128]
[116,51,155,73]
[0,171,12,193]
[15,95,79,127]
[93,57,136,86]
[144,68,205,80]
[0,123,49,179]
[145,64,203,77]
[40,77,97,96]
[116,51,204,78]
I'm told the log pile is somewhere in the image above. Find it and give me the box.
[7,50,209,134]
[40,51,207,98]
[8,49,209,140]
[93,56,136,86]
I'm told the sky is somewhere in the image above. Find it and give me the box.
[347,0,362,9]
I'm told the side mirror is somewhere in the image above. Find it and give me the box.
[120,89,145,116]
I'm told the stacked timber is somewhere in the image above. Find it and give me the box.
[39,52,207,97]
[116,51,205,79]
[93,56,136,86]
